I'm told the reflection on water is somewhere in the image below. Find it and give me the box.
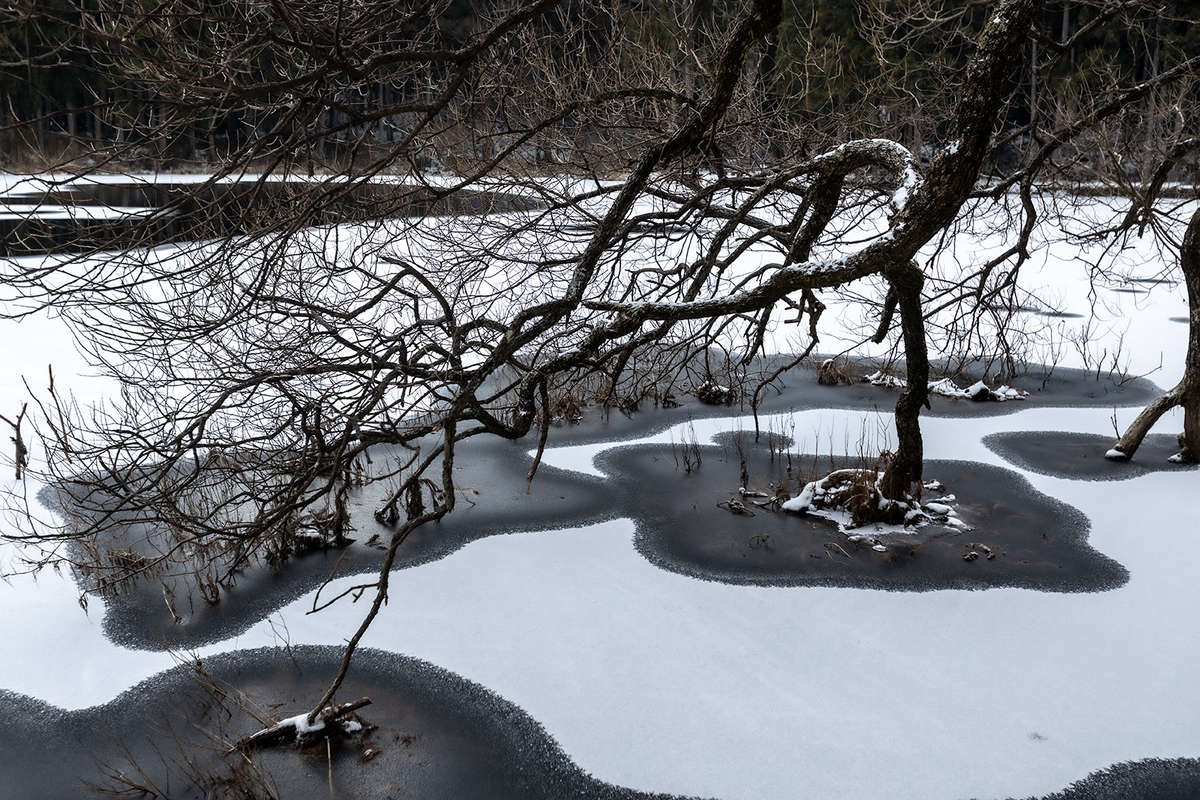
[0,179,541,255]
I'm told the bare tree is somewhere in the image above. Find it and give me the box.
[1106,201,1200,462]
[937,1,1200,462]
[1100,134,1200,463]
[2,0,1197,738]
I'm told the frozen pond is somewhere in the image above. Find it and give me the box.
[0,184,1197,799]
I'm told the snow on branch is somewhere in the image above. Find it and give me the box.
[810,138,921,215]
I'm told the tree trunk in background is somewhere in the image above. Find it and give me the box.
[1109,204,1200,461]
[880,260,930,499]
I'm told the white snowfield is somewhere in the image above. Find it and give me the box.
[0,185,1196,800]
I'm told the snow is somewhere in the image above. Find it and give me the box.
[870,373,1029,404]
[928,377,1028,402]
[0,187,1196,800]
[865,369,906,388]
[0,205,154,221]
[890,162,922,214]
[809,138,919,215]
[277,711,327,736]
[777,467,969,540]
[966,380,991,398]
[928,377,962,397]
[779,482,818,513]
[995,385,1026,400]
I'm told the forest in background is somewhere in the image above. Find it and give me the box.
[3,0,1198,177]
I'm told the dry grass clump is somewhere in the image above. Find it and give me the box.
[816,357,853,386]
[786,463,915,527]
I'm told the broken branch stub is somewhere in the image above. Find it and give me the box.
[0,403,29,480]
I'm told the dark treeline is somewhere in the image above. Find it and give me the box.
[1,0,1198,170]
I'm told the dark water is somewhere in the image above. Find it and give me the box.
[63,356,1161,650]
[984,430,1199,481]
[0,179,541,255]
[600,432,1128,593]
[0,646,694,800]
[60,434,614,651]
[1,645,1196,799]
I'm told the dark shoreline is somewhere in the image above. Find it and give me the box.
[540,358,1166,450]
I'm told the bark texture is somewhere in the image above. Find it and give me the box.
[880,261,930,500]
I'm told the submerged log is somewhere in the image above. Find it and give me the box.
[235,697,372,751]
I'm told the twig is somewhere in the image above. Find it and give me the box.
[824,541,853,559]
[717,498,755,516]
